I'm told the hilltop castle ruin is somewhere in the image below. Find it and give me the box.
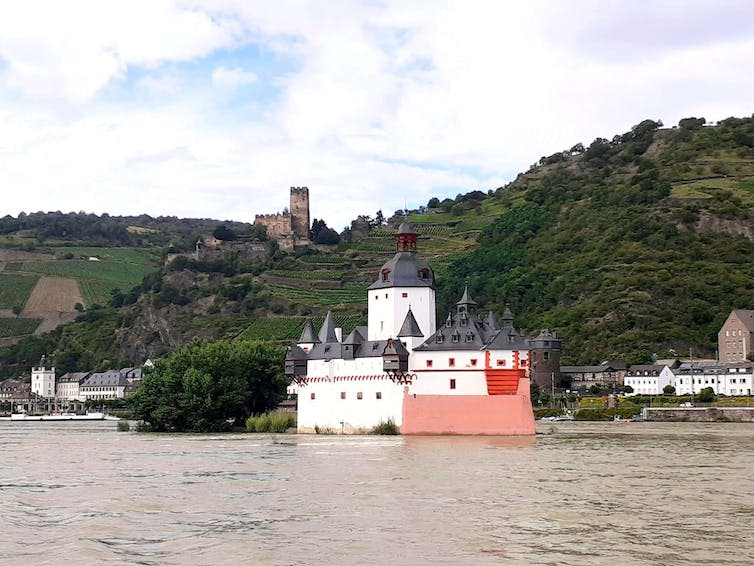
[254,187,311,251]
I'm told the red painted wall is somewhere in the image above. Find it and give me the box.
[401,378,535,435]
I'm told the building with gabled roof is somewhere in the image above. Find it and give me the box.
[286,222,541,435]
[719,310,754,363]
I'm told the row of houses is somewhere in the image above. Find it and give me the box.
[29,364,143,403]
[624,362,753,396]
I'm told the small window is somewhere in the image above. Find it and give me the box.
[452,333,460,343]
[449,358,455,367]
[376,392,382,399]
[375,295,378,300]
[357,392,363,400]
[497,360,506,367]
[310,393,316,400]
[521,360,527,367]
[426,360,433,368]
[324,346,330,353]
[341,392,346,399]
[449,379,456,390]
[402,292,408,298]
[470,359,477,367]
[543,351,549,360]
[385,293,388,299]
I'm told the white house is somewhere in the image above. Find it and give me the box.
[623,364,675,395]
[673,363,753,396]
[80,370,127,401]
[56,372,91,401]
[30,363,55,399]
[286,222,539,435]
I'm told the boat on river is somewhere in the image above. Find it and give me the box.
[538,411,575,422]
[0,412,119,422]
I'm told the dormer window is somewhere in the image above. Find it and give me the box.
[465,332,474,342]
[452,332,460,343]
[382,269,390,282]
[436,333,444,344]
[419,268,429,279]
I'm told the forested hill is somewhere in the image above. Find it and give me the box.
[3,115,754,377]
[437,116,754,363]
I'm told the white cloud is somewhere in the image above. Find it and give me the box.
[211,66,257,91]
[2,1,754,229]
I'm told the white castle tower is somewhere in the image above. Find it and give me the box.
[31,356,56,399]
[367,222,436,341]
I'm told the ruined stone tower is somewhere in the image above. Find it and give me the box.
[254,186,312,251]
[290,186,310,246]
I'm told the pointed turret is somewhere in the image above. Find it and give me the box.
[456,285,477,315]
[298,320,320,344]
[318,311,339,343]
[485,310,497,330]
[501,305,514,329]
[398,308,424,337]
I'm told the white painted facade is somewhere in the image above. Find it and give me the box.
[673,366,753,396]
[624,366,675,395]
[367,286,435,341]
[31,366,55,398]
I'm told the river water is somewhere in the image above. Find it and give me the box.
[1,421,753,566]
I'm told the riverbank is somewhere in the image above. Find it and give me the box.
[645,406,754,422]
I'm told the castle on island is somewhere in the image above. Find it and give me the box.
[285,222,557,435]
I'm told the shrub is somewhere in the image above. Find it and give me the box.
[117,420,131,432]
[372,418,399,435]
[246,410,296,433]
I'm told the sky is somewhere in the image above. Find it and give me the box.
[1,1,754,231]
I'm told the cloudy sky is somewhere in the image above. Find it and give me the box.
[1,1,754,230]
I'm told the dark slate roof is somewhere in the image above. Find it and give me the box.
[368,251,435,290]
[318,311,338,343]
[58,372,91,383]
[285,345,308,361]
[485,327,530,351]
[398,308,424,337]
[305,338,408,361]
[415,290,525,352]
[343,327,365,345]
[484,310,497,330]
[501,306,514,328]
[299,320,320,344]
[82,371,127,388]
[732,309,754,332]
[456,285,477,307]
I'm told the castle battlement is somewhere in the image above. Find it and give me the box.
[255,187,311,251]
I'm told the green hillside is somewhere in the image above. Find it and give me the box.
[3,115,754,377]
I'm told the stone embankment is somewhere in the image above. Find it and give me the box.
[645,407,754,422]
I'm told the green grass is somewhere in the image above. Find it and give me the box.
[0,317,42,337]
[246,411,297,432]
[0,273,39,309]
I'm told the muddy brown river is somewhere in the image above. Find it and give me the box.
[1,421,753,565]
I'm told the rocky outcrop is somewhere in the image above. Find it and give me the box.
[695,211,753,239]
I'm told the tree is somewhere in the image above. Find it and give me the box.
[212,224,237,241]
[11,305,22,318]
[663,384,676,395]
[696,386,715,403]
[129,339,287,432]
[427,197,440,209]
